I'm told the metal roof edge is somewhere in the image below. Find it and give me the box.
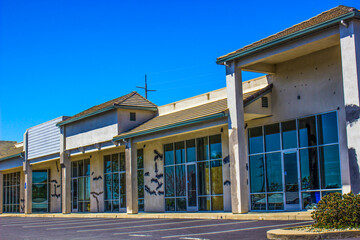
[0,152,24,162]
[216,11,358,64]
[114,105,158,111]
[113,112,228,141]
[56,106,115,127]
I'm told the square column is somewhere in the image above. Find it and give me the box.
[226,62,249,213]
[0,172,3,214]
[23,161,32,214]
[125,139,138,214]
[60,126,71,213]
[340,19,360,194]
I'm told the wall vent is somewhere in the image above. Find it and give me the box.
[261,97,268,108]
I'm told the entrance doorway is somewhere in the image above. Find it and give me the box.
[283,151,301,210]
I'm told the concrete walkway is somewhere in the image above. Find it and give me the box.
[0,211,313,221]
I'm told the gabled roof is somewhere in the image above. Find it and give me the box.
[0,142,24,162]
[217,5,360,64]
[113,84,273,141]
[57,91,157,126]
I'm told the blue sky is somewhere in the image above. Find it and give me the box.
[1,0,359,142]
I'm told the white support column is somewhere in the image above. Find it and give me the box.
[0,172,3,214]
[340,19,360,194]
[125,139,138,214]
[226,61,249,213]
[60,126,71,213]
[24,161,32,214]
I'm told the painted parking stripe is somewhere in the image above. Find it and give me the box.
[2,218,110,227]
[161,221,313,239]
[77,219,211,233]
[46,218,168,230]
[128,234,152,237]
[23,218,137,228]
[113,220,256,236]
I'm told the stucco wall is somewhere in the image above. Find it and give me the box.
[117,109,156,134]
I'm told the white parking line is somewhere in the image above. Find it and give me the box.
[23,218,136,228]
[113,220,256,236]
[77,219,211,233]
[46,218,168,230]
[128,234,152,237]
[2,218,108,227]
[161,221,313,238]
[180,238,209,240]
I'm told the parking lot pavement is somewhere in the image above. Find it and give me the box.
[0,217,312,240]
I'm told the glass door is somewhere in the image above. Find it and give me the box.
[187,164,197,211]
[283,151,301,210]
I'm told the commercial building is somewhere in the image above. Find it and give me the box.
[1,5,360,214]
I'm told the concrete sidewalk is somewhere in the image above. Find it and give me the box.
[0,211,313,221]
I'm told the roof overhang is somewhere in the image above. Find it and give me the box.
[56,105,158,127]
[216,11,360,65]
[0,152,24,162]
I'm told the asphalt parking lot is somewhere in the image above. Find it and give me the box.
[0,217,312,240]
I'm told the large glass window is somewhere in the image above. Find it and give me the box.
[164,134,223,212]
[71,159,90,212]
[248,111,341,211]
[3,172,20,213]
[104,153,126,212]
[32,170,50,212]
[137,149,144,212]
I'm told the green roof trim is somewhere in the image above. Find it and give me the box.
[216,11,360,64]
[0,153,23,162]
[113,112,228,141]
[56,105,158,126]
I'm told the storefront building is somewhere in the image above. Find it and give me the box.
[1,5,360,214]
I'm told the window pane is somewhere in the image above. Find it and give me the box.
[281,120,297,149]
[120,173,126,195]
[198,196,211,211]
[175,165,186,197]
[175,142,185,164]
[265,124,280,152]
[249,127,264,154]
[251,194,266,210]
[164,144,174,165]
[78,160,84,177]
[33,171,48,184]
[104,155,111,173]
[198,162,210,195]
[84,159,90,176]
[138,199,144,212]
[302,192,320,210]
[113,173,119,199]
[266,153,282,192]
[165,198,175,211]
[211,196,224,211]
[85,177,90,201]
[211,160,223,195]
[113,200,120,212]
[120,153,126,172]
[104,174,112,200]
[176,198,186,211]
[320,145,341,189]
[322,190,342,197]
[112,154,119,172]
[138,170,144,199]
[317,112,338,145]
[72,161,78,177]
[137,149,144,169]
[267,193,283,210]
[210,135,222,159]
[186,139,196,162]
[249,155,265,193]
[165,166,175,197]
[72,180,78,209]
[300,148,319,190]
[298,116,317,147]
[197,137,209,161]
[120,195,126,209]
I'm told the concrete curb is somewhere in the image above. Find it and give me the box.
[267,227,360,239]
[0,212,313,221]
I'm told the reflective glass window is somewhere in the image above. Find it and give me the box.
[320,145,341,189]
[265,153,282,192]
[210,135,222,159]
[300,148,319,190]
[298,116,317,147]
[186,139,196,162]
[175,165,186,197]
[198,162,210,195]
[265,124,280,152]
[211,160,223,195]
[251,194,266,210]
[249,155,265,193]
[267,193,284,210]
[197,137,209,161]
[249,127,264,154]
[281,120,297,149]
[164,144,174,165]
[165,166,175,197]
[317,112,338,145]
[175,142,185,164]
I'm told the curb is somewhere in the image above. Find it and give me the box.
[0,212,313,221]
[267,227,360,239]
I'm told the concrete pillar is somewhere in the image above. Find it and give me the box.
[339,19,360,194]
[60,126,71,213]
[226,61,249,213]
[125,139,138,214]
[0,172,3,214]
[24,161,32,214]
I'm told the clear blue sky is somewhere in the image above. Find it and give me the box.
[1,0,359,142]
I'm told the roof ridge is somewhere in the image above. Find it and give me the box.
[115,91,138,105]
[117,91,157,107]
